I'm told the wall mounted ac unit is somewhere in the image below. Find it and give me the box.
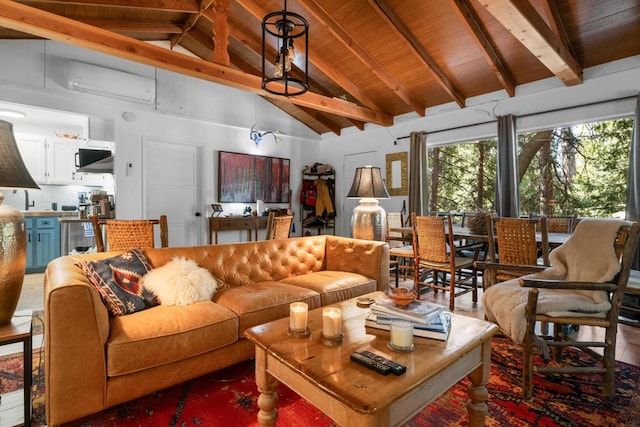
[67,61,156,105]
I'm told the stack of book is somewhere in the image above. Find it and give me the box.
[365,297,451,341]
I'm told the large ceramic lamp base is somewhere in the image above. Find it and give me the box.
[351,198,387,241]
[0,196,26,325]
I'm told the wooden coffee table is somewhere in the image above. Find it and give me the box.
[244,291,499,427]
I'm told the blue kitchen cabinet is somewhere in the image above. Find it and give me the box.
[25,216,60,273]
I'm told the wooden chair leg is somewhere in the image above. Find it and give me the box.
[603,340,616,398]
[448,271,456,311]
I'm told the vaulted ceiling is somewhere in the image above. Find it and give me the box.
[0,0,639,136]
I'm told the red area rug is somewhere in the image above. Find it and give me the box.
[2,338,638,426]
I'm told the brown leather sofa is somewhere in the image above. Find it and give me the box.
[43,235,389,426]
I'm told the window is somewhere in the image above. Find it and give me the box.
[426,139,497,213]
[518,118,633,218]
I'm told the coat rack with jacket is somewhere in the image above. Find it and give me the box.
[301,164,335,236]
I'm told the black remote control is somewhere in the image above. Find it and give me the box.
[350,352,392,375]
[357,350,407,375]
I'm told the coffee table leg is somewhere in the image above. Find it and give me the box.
[466,339,491,427]
[255,347,278,427]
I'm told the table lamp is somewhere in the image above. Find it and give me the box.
[0,119,39,324]
[347,166,390,241]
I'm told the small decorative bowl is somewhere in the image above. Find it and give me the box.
[387,288,417,307]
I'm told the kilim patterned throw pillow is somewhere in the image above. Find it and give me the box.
[76,249,158,316]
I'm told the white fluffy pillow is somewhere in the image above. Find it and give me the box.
[142,257,218,306]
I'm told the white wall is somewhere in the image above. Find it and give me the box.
[320,55,640,235]
[0,40,321,242]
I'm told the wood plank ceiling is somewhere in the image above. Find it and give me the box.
[0,0,638,136]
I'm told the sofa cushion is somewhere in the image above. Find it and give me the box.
[214,282,321,334]
[280,271,377,305]
[76,249,158,317]
[106,301,238,376]
[141,257,219,306]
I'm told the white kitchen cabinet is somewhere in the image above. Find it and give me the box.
[16,135,47,183]
[49,137,79,184]
[16,134,110,186]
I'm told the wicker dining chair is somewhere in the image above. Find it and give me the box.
[530,213,577,234]
[91,215,168,252]
[477,216,550,289]
[387,212,413,286]
[265,212,293,240]
[411,213,479,311]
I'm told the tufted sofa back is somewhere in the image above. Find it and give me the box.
[144,235,327,287]
[142,235,389,290]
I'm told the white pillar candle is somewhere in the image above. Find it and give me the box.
[289,302,308,331]
[390,321,413,349]
[322,307,342,338]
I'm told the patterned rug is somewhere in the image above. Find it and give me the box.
[2,338,638,426]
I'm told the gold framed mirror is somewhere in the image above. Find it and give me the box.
[385,152,408,196]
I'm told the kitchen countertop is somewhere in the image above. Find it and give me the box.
[21,210,79,218]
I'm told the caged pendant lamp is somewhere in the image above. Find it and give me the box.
[0,119,39,324]
[261,0,309,97]
[347,166,390,241]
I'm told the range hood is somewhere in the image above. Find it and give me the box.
[77,155,113,173]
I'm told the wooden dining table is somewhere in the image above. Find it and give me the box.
[389,225,570,247]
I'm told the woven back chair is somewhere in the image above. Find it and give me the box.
[91,215,168,252]
[265,212,293,240]
[479,216,549,288]
[411,213,479,311]
[483,220,640,399]
[531,213,577,234]
[386,212,407,248]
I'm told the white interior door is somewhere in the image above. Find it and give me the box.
[142,138,201,247]
[342,150,379,237]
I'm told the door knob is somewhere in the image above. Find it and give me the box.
[195,212,201,217]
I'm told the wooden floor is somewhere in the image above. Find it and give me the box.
[1,273,639,426]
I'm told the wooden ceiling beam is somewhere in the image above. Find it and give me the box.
[170,0,213,49]
[479,0,582,86]
[539,0,575,58]
[231,0,383,113]
[71,19,182,34]
[211,0,230,65]
[297,105,348,134]
[15,0,201,13]
[0,1,392,126]
[297,0,426,116]
[449,0,515,97]
[369,0,467,107]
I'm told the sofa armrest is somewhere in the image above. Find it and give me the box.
[325,236,390,291]
[44,255,112,426]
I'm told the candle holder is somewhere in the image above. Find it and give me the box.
[288,302,310,338]
[388,320,415,352]
[321,307,342,346]
[320,332,344,346]
[287,326,311,338]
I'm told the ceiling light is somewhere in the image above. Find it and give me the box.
[0,109,26,119]
[261,0,309,97]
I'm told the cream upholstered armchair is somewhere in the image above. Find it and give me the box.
[482,218,640,399]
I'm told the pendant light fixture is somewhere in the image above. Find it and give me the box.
[262,0,309,97]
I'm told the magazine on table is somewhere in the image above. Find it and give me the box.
[365,312,452,341]
[370,297,444,324]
